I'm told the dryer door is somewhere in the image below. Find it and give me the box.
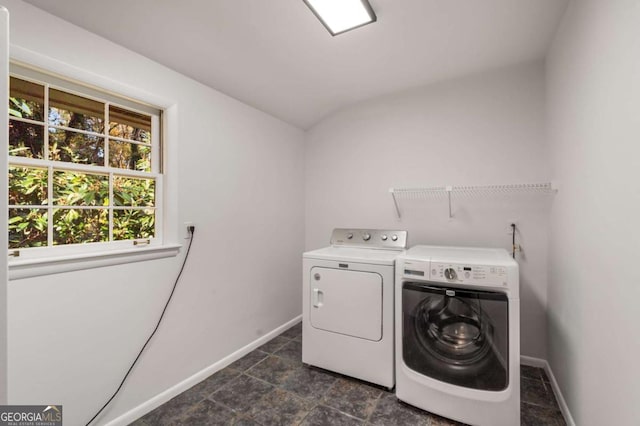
[309,267,382,341]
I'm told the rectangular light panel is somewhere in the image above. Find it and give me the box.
[304,0,377,36]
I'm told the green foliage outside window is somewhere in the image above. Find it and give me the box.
[8,75,158,250]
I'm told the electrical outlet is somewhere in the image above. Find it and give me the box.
[184,222,194,238]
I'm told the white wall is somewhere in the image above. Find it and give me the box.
[546,0,640,424]
[0,6,8,406]
[1,1,305,425]
[305,62,552,358]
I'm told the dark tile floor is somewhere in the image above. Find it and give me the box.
[131,323,566,425]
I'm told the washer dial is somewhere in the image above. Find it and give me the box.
[444,268,457,281]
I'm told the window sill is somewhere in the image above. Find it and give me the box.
[8,243,182,280]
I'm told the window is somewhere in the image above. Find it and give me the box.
[8,65,162,257]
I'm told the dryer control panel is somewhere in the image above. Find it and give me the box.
[430,262,508,287]
[330,228,408,249]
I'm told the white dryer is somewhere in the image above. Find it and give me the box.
[395,245,520,426]
[302,228,407,389]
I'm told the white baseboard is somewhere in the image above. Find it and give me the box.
[520,355,576,426]
[520,355,547,368]
[105,315,302,426]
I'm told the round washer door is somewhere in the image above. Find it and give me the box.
[402,282,509,391]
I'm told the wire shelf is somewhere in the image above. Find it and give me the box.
[389,182,556,218]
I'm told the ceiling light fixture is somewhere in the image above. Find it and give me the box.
[303,0,377,36]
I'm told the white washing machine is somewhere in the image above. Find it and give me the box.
[395,245,520,426]
[302,228,407,389]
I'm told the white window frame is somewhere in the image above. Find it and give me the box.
[7,59,180,280]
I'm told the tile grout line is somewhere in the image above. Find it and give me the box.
[204,370,244,403]
[315,379,366,422]
[277,364,345,424]
[239,357,321,426]
[521,375,563,411]
[294,399,320,426]
[200,367,243,401]
[215,373,276,425]
[363,388,385,425]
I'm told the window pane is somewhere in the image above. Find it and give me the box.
[109,140,151,172]
[9,119,44,158]
[9,77,45,121]
[109,105,151,143]
[113,176,155,207]
[53,208,108,245]
[113,209,155,241]
[9,166,48,205]
[9,208,48,249]
[49,88,104,133]
[49,128,105,165]
[53,170,108,206]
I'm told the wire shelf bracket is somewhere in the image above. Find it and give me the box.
[389,182,557,219]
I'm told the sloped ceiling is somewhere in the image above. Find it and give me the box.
[24,0,568,129]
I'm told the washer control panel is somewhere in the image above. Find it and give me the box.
[330,228,408,249]
[401,260,430,278]
[431,262,508,286]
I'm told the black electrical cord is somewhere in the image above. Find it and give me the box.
[511,223,516,259]
[86,226,196,426]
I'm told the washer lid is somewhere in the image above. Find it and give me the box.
[303,246,404,266]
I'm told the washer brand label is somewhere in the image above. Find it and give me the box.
[0,405,62,426]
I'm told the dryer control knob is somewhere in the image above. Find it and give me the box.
[346,233,354,239]
[381,234,388,241]
[362,233,371,241]
[391,234,398,241]
[444,268,457,281]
